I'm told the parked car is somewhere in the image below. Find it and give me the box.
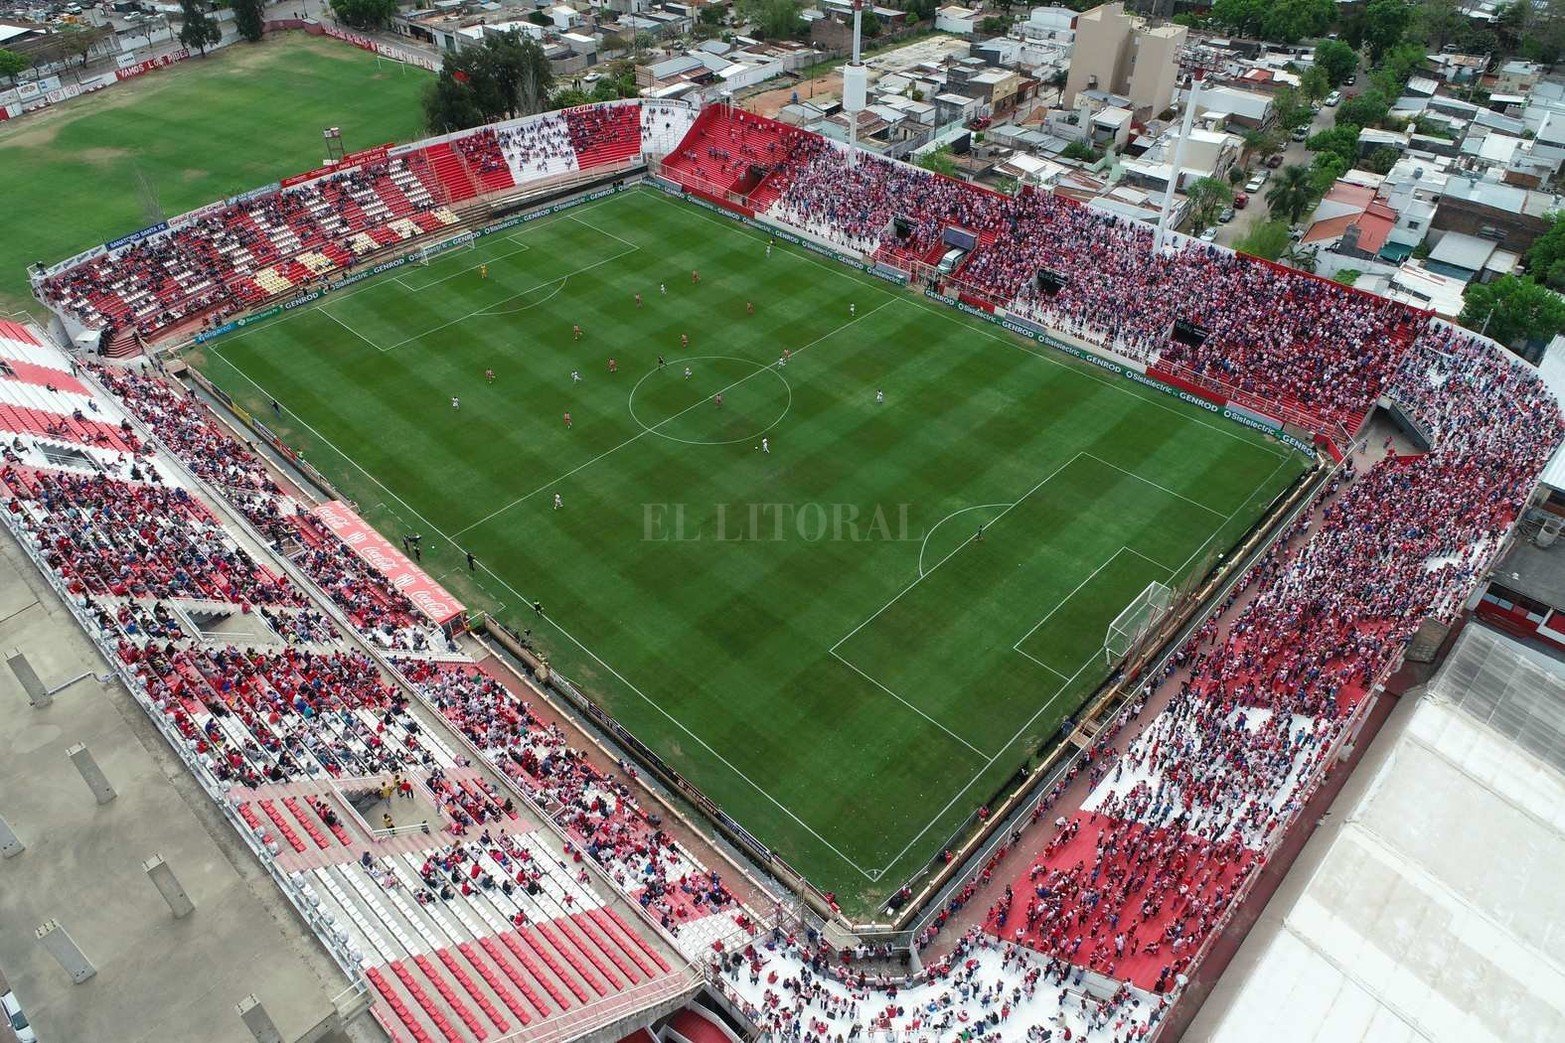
[1218,207,1235,223]
[1265,153,1285,168]
[1245,172,1267,193]
[1291,125,1310,142]
[1233,192,1249,209]
[1346,73,1356,86]
[937,247,967,274]
[1325,90,1342,107]
[1199,226,1219,242]
[1289,224,1305,240]
[2,991,37,1043]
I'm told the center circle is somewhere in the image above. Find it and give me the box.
[628,355,792,445]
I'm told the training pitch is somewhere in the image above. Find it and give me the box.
[190,187,1307,912]
[0,34,427,316]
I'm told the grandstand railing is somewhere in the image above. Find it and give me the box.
[488,966,703,1043]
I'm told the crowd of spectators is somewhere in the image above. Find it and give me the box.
[981,320,1562,1001]
[4,466,300,606]
[91,364,450,652]
[715,925,1162,1042]
[40,156,447,343]
[759,131,1422,427]
[402,661,741,942]
[495,116,578,180]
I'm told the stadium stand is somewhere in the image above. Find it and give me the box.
[37,103,701,353]
[564,102,644,170]
[0,320,695,1043]
[15,101,1565,1043]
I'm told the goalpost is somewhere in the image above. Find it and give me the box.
[410,236,476,267]
[1104,581,1174,667]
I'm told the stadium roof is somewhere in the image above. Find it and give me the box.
[1192,623,1565,1043]
[1535,336,1565,494]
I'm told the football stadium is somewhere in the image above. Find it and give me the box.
[2,17,1563,1043]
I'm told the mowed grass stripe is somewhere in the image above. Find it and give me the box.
[197,188,1307,908]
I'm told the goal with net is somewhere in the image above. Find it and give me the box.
[1104,581,1174,666]
[410,235,476,267]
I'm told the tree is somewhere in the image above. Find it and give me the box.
[1308,151,1348,195]
[1234,219,1292,260]
[917,145,959,177]
[699,4,725,28]
[1271,85,1313,132]
[1336,88,1390,130]
[1186,176,1234,231]
[1299,66,1330,105]
[1265,164,1316,224]
[739,0,803,39]
[905,0,937,20]
[1418,0,1466,50]
[1525,213,1565,290]
[1361,0,1413,62]
[422,32,555,133]
[1211,0,1267,36]
[0,49,28,85]
[1369,42,1426,97]
[1334,268,1362,286]
[979,15,1009,34]
[1314,39,1358,86]
[1461,276,1565,348]
[1307,125,1360,167]
[1061,139,1097,163]
[1260,0,1334,43]
[1363,146,1399,175]
[550,87,592,109]
[49,24,106,68]
[178,0,222,54]
[233,0,265,42]
[329,0,398,31]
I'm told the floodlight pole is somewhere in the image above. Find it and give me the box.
[844,0,867,167]
[1154,68,1203,255]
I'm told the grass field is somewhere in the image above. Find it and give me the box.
[0,34,428,316]
[190,187,1307,912]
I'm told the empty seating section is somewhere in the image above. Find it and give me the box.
[300,830,679,1041]
[564,103,643,169]
[640,102,699,160]
[0,319,143,456]
[419,141,483,204]
[656,107,814,206]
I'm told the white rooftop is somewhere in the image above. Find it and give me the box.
[1196,624,1565,1043]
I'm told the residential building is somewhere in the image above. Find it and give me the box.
[1063,2,1185,119]
[1434,176,1562,254]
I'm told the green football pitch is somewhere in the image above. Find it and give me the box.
[0,34,427,317]
[191,187,1306,912]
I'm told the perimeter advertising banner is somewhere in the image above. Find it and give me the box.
[312,500,466,627]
